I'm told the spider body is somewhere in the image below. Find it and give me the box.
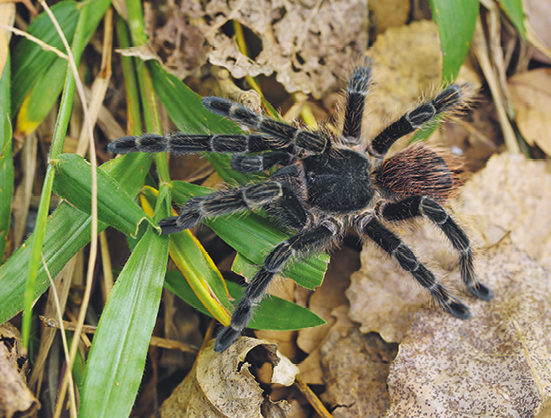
[302,150,374,212]
[108,61,493,353]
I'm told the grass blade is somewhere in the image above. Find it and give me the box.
[0,154,151,324]
[52,153,152,237]
[497,0,526,39]
[430,0,478,82]
[0,53,13,261]
[165,271,326,331]
[79,225,169,418]
[171,181,329,290]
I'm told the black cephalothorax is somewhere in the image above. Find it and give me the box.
[108,61,493,353]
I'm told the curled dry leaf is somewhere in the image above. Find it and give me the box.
[146,0,367,98]
[0,323,40,418]
[159,337,291,418]
[508,68,551,156]
[386,238,551,417]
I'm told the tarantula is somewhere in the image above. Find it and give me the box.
[108,61,493,353]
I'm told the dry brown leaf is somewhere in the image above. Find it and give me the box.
[320,328,397,418]
[146,0,367,98]
[0,323,40,418]
[524,0,551,64]
[160,337,291,418]
[385,238,551,417]
[347,221,460,343]
[369,0,410,37]
[508,68,551,156]
[357,20,480,152]
[459,153,551,270]
[349,153,551,344]
[294,247,359,384]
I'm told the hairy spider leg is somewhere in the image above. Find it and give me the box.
[214,219,343,352]
[356,214,471,319]
[342,61,372,142]
[231,151,292,172]
[379,196,493,301]
[368,84,466,158]
[203,97,332,154]
[158,182,287,234]
[109,132,285,155]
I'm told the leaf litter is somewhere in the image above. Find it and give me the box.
[123,2,551,417]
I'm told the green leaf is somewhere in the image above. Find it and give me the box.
[497,0,526,40]
[430,0,479,82]
[148,61,256,185]
[139,186,231,325]
[79,226,169,418]
[12,0,112,134]
[0,154,152,324]
[165,271,326,331]
[171,181,329,290]
[11,1,79,114]
[0,54,13,261]
[52,153,151,237]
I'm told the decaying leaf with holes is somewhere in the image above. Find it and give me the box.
[143,0,367,98]
[159,337,295,418]
[0,323,40,418]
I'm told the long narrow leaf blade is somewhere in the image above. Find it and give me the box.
[0,154,152,323]
[79,226,169,418]
[140,186,231,325]
[430,0,479,82]
[0,53,13,261]
[52,153,151,237]
[165,271,325,331]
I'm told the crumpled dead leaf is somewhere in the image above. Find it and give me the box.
[0,323,40,418]
[320,328,397,418]
[508,68,551,156]
[459,152,551,270]
[145,0,367,98]
[385,237,551,417]
[296,247,359,384]
[160,337,292,417]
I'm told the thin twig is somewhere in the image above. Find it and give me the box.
[40,317,200,354]
[294,375,334,418]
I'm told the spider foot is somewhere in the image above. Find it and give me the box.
[108,136,139,154]
[214,325,241,353]
[443,297,471,320]
[158,213,202,234]
[467,282,494,301]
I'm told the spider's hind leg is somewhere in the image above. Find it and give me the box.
[214,218,343,352]
[356,214,472,319]
[378,196,493,301]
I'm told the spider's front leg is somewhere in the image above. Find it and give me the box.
[342,61,372,142]
[368,84,470,158]
[356,214,471,319]
[378,196,493,301]
[159,181,288,234]
[214,218,343,352]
